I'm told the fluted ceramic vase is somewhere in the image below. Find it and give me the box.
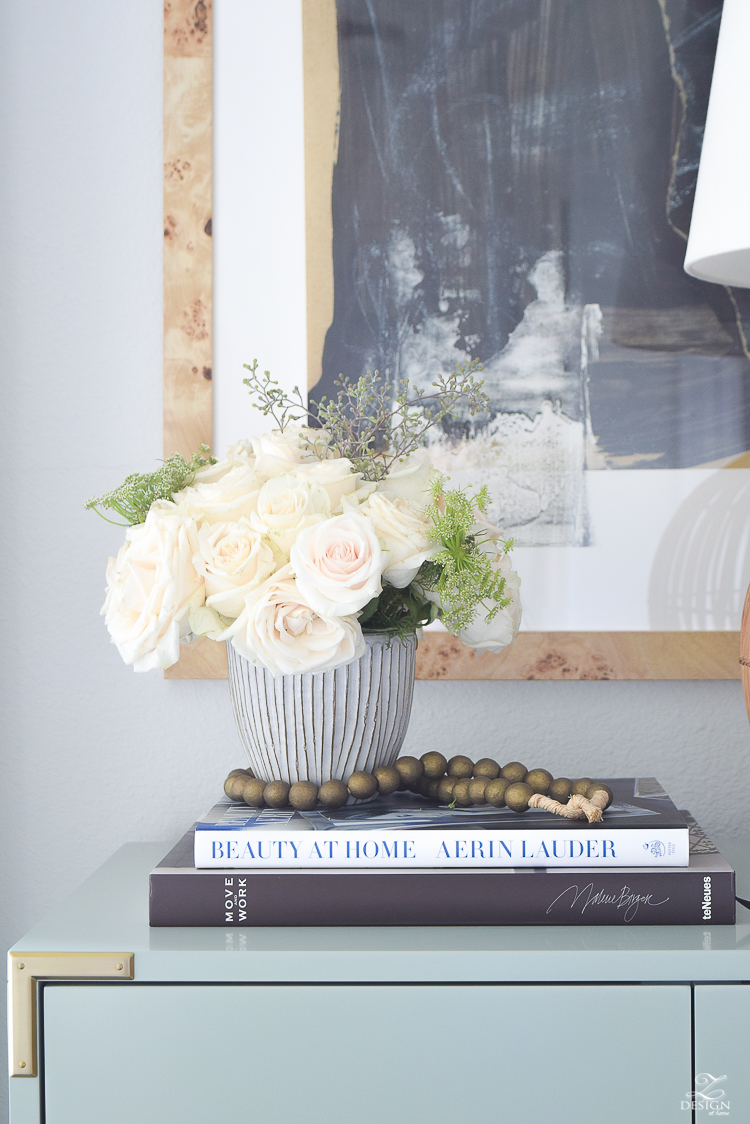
[226,632,417,785]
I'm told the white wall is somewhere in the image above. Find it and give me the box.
[1,3,749,1120]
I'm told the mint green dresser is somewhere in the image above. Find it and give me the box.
[8,841,750,1123]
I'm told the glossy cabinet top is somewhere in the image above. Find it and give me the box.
[9,840,750,982]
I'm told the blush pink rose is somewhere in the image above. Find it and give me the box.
[290,512,382,617]
[226,565,365,676]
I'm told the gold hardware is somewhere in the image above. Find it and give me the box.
[8,951,134,1078]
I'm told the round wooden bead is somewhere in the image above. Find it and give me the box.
[468,777,490,804]
[347,771,378,800]
[504,781,534,813]
[548,777,572,803]
[289,781,319,810]
[473,758,500,779]
[225,773,252,800]
[500,761,528,783]
[452,778,473,806]
[586,783,614,809]
[485,777,511,807]
[394,756,423,785]
[571,777,593,796]
[318,780,349,809]
[415,775,441,799]
[524,768,553,795]
[420,752,448,778]
[447,755,473,778]
[437,776,458,804]
[374,766,401,795]
[263,781,291,808]
[227,767,252,779]
[241,778,266,808]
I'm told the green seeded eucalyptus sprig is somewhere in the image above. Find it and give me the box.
[241,360,310,433]
[242,359,489,481]
[84,445,216,526]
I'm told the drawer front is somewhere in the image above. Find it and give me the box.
[42,983,690,1124]
[694,984,750,1117]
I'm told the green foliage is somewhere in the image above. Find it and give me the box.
[84,445,216,526]
[241,360,310,433]
[242,359,489,481]
[420,479,514,634]
[359,582,437,638]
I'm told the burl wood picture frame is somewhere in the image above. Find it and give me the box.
[163,0,740,682]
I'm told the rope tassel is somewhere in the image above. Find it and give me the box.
[528,787,610,823]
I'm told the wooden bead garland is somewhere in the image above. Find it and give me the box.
[222,758,614,818]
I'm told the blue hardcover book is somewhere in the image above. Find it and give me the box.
[194,778,689,869]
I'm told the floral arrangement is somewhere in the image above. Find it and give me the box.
[87,363,521,675]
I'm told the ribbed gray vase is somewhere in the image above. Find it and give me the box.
[226,632,417,785]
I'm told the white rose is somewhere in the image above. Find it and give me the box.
[252,424,331,477]
[290,512,382,617]
[189,439,256,484]
[193,519,276,620]
[226,564,365,676]
[377,450,441,508]
[340,479,378,512]
[360,491,437,588]
[292,458,360,512]
[102,512,204,671]
[250,473,330,554]
[173,463,264,524]
[457,554,522,654]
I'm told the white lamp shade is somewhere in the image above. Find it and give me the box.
[684,0,750,288]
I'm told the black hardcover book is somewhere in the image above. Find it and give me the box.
[149,816,735,927]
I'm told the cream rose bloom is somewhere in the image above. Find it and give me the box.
[250,473,330,554]
[360,491,437,588]
[226,565,365,676]
[252,424,331,477]
[292,458,361,512]
[290,512,382,617]
[102,512,204,671]
[193,518,276,620]
[457,553,522,654]
[189,439,256,485]
[172,463,264,525]
[377,451,441,508]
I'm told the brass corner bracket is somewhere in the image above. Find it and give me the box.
[8,951,134,1077]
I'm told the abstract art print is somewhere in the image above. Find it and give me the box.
[303,0,750,670]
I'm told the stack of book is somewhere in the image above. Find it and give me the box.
[149,778,736,926]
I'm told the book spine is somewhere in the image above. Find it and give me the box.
[149,865,735,927]
[193,827,689,869]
